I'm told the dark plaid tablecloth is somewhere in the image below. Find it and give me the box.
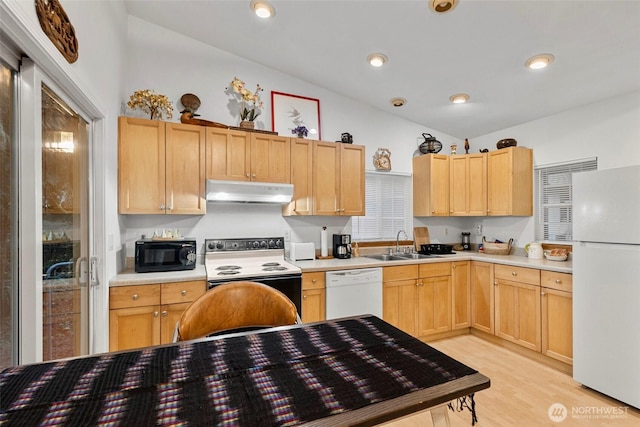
[0,316,477,426]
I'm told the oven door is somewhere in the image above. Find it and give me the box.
[208,274,302,316]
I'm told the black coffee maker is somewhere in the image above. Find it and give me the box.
[333,234,352,259]
[461,232,471,250]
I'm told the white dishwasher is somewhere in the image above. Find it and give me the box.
[325,267,383,319]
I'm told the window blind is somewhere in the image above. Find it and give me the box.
[352,172,413,240]
[534,158,597,242]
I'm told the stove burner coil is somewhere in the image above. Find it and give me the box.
[217,270,240,276]
[261,262,281,267]
[263,266,288,272]
[216,265,242,271]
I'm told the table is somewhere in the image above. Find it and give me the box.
[1,315,489,426]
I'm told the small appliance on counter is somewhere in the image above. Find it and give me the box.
[461,232,471,250]
[135,239,197,273]
[524,242,543,259]
[289,242,315,261]
[333,234,352,259]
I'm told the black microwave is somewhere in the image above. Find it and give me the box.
[135,239,197,273]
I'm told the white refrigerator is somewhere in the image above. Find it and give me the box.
[573,165,640,409]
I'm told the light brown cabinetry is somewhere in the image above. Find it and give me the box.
[118,116,206,214]
[487,146,533,216]
[204,127,290,183]
[416,263,452,336]
[313,141,365,216]
[383,265,419,336]
[451,261,471,329]
[450,153,487,216]
[494,264,541,352]
[302,272,325,323]
[470,261,495,334]
[413,154,450,216]
[541,270,573,365]
[109,280,206,351]
[283,138,313,216]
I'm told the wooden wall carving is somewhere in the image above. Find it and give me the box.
[35,0,79,64]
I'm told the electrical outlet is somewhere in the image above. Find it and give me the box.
[283,229,291,242]
[475,224,483,235]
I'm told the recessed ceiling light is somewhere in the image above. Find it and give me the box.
[367,53,388,67]
[449,93,470,104]
[525,53,555,69]
[429,0,459,14]
[250,0,275,18]
[390,97,407,107]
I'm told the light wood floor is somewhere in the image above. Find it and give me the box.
[381,334,640,427]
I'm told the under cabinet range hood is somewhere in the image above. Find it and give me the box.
[206,179,293,204]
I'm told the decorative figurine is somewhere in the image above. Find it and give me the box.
[465,138,470,154]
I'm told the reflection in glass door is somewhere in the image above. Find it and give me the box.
[41,84,89,361]
[0,62,17,370]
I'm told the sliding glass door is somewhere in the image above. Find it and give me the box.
[0,60,17,370]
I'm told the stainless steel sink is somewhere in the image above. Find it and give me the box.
[365,254,408,262]
[394,253,439,260]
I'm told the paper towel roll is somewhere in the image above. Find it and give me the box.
[320,227,328,257]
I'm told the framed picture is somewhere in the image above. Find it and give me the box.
[271,91,321,140]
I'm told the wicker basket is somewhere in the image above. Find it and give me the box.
[482,237,513,255]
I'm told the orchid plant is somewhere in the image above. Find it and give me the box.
[226,77,264,121]
[292,126,309,137]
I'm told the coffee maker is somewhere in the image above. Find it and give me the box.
[461,232,471,250]
[333,234,352,259]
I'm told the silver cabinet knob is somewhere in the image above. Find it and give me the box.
[161,311,167,317]
[181,290,187,296]
[132,294,138,300]
[512,271,517,276]
[153,311,159,317]
[555,279,561,284]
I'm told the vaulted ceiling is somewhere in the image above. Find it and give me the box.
[124,0,640,138]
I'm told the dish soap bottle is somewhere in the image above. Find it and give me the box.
[353,242,360,257]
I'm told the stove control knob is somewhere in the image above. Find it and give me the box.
[268,239,275,248]
[215,241,224,250]
[274,239,282,248]
[252,241,260,249]
[260,241,268,248]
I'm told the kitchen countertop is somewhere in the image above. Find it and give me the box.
[290,251,573,274]
[109,252,571,287]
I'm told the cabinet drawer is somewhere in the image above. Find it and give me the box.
[302,272,325,290]
[110,284,160,309]
[495,264,540,285]
[541,271,573,292]
[419,262,451,278]
[161,281,206,305]
[383,265,419,282]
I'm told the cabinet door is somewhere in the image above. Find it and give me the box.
[542,287,573,365]
[413,154,449,216]
[467,153,488,215]
[109,305,160,351]
[250,134,290,183]
[205,128,251,181]
[313,141,340,215]
[383,279,417,336]
[302,288,326,323]
[340,144,365,215]
[416,276,452,337]
[487,147,532,216]
[495,279,541,351]
[118,117,166,214]
[165,123,206,214]
[452,261,470,329]
[470,261,494,334]
[161,302,192,344]
[284,138,313,216]
[449,155,468,216]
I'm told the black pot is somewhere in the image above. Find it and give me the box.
[420,244,454,254]
[419,133,443,154]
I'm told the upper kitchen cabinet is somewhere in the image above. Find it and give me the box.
[413,154,450,216]
[118,117,206,215]
[487,147,533,216]
[205,127,290,183]
[450,153,487,216]
[283,137,313,216]
[312,141,365,216]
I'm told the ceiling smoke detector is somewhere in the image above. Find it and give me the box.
[390,97,407,107]
[429,0,459,14]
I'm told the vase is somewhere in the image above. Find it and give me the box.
[297,132,305,138]
[239,120,255,130]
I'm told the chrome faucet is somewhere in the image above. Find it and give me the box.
[396,230,408,254]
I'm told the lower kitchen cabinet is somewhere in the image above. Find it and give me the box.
[470,261,494,334]
[494,265,541,352]
[302,272,325,323]
[383,265,419,336]
[452,260,471,329]
[109,281,205,351]
[541,270,573,365]
[416,263,452,337]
